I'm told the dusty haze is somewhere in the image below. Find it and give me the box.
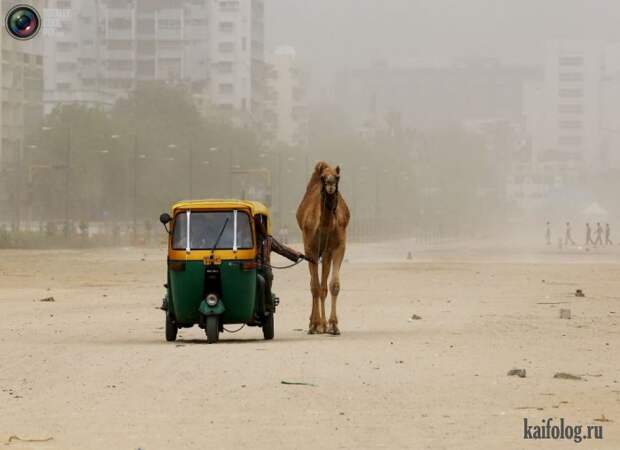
[0,0,618,245]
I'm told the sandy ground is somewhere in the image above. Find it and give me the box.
[1,240,619,450]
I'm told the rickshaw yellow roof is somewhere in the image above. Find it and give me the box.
[171,199,270,216]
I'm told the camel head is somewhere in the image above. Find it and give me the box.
[315,161,340,196]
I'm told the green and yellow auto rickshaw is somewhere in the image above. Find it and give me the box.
[159,200,278,343]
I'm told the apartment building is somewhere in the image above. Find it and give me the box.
[43,0,265,117]
[511,40,620,210]
[43,0,113,114]
[264,46,308,147]
[533,41,604,173]
[207,0,265,118]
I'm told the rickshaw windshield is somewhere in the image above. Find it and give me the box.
[172,210,253,251]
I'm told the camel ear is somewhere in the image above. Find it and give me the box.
[335,166,341,176]
[314,161,328,175]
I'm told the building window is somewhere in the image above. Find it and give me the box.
[559,72,583,82]
[559,88,583,98]
[220,1,240,11]
[108,60,133,71]
[158,41,182,51]
[109,17,131,31]
[108,40,133,50]
[558,135,583,146]
[108,79,133,89]
[137,61,155,77]
[159,19,181,30]
[558,104,583,114]
[559,120,583,130]
[217,61,234,73]
[57,41,75,52]
[219,21,234,32]
[159,58,182,79]
[137,40,155,55]
[218,83,234,94]
[57,62,76,72]
[559,56,584,67]
[137,19,155,34]
[218,42,235,53]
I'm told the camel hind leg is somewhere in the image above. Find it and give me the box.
[327,244,345,335]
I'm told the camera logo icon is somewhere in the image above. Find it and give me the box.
[5,4,41,40]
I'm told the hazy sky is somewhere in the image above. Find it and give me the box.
[266,0,620,74]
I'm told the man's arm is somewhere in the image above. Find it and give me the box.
[270,236,304,263]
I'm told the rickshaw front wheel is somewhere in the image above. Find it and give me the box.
[262,313,274,340]
[165,313,177,342]
[206,315,219,344]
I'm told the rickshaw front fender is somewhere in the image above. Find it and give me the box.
[199,300,226,316]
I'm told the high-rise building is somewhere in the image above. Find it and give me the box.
[43,0,265,118]
[207,0,264,119]
[525,41,620,173]
[264,46,308,147]
[532,41,604,174]
[512,40,620,210]
[44,0,114,114]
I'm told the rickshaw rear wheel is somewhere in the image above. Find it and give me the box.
[206,315,219,344]
[262,313,274,340]
[165,313,177,342]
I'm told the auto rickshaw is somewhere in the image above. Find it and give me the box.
[159,200,278,343]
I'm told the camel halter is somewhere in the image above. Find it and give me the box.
[268,260,304,270]
[317,178,339,263]
[321,178,339,213]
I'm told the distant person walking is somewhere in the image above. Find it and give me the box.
[564,222,575,246]
[585,223,594,246]
[605,223,613,245]
[594,222,604,246]
[545,221,552,245]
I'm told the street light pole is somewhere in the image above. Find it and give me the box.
[188,142,193,198]
[64,127,72,232]
[15,140,24,231]
[278,152,282,226]
[229,148,234,198]
[133,133,138,243]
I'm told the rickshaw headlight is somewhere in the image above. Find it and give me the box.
[206,294,219,307]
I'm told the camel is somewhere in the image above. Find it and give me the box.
[296,161,350,335]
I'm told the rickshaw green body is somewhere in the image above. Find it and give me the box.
[168,260,257,325]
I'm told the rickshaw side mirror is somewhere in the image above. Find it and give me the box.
[160,213,172,233]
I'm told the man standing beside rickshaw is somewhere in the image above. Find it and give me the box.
[254,213,309,312]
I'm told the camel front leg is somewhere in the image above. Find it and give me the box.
[307,261,321,334]
[327,244,345,335]
[318,254,332,334]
